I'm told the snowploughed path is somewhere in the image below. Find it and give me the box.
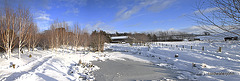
[12,52,99,81]
[0,50,99,81]
[0,50,54,81]
[1,55,53,81]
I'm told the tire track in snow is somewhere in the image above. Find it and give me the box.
[0,56,53,81]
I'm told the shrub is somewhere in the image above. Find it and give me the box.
[10,62,16,69]
[192,63,196,67]
[12,64,15,68]
[175,54,179,58]
[78,60,82,65]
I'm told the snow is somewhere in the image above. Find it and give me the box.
[110,36,128,40]
[105,41,240,81]
[0,41,240,81]
[0,47,152,81]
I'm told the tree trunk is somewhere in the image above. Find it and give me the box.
[28,44,30,52]
[43,45,45,50]
[9,46,12,59]
[6,47,10,60]
[75,46,77,54]
[6,30,10,60]
[18,44,21,59]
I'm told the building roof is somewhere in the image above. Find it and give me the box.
[111,36,129,40]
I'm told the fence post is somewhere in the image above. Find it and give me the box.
[191,46,192,49]
[148,45,150,51]
[218,47,222,52]
[202,46,204,51]
[182,45,184,49]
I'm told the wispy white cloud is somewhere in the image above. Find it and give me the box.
[92,22,104,28]
[145,25,226,35]
[115,6,142,21]
[66,21,74,27]
[180,26,204,34]
[168,28,175,31]
[179,25,225,34]
[85,21,117,33]
[35,16,51,21]
[116,7,128,18]
[34,11,52,31]
[194,7,219,14]
[37,21,51,31]
[148,0,176,12]
[115,0,176,21]
[34,11,52,21]
[144,26,203,34]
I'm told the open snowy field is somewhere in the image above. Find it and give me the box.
[107,41,240,81]
[0,41,239,81]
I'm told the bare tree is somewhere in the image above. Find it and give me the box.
[17,7,32,59]
[82,28,90,51]
[30,24,39,51]
[194,0,240,36]
[27,23,32,52]
[0,6,18,59]
[48,25,55,52]
[62,21,67,49]
[73,23,81,54]
[131,33,149,44]
[54,20,61,49]
[39,32,48,50]
[90,30,108,52]
[90,31,98,51]
[65,26,72,51]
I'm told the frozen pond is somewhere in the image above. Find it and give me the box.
[93,59,186,81]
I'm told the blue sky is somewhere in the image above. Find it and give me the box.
[0,0,214,33]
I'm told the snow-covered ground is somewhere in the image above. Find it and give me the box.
[0,47,162,81]
[107,41,240,81]
[0,48,101,81]
[0,41,239,81]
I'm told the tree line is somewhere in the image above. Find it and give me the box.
[0,6,109,60]
[108,30,189,43]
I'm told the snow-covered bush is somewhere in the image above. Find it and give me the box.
[175,54,179,58]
